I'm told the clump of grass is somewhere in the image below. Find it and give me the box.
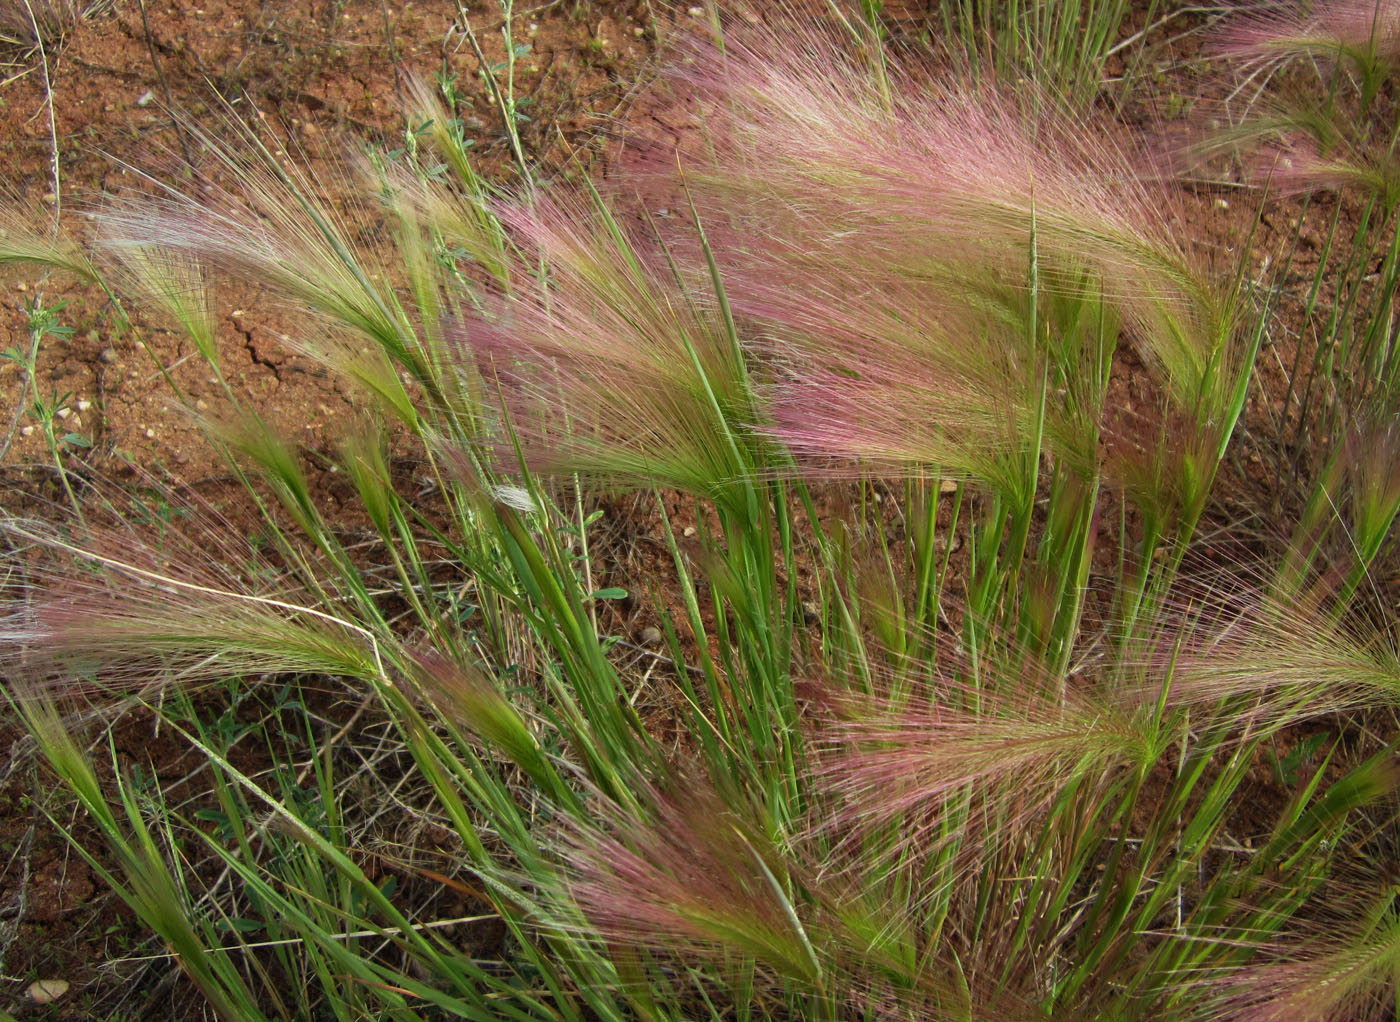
[935,0,1149,107]
[465,195,763,508]
[1207,0,1400,203]
[0,0,92,53]
[2,6,1399,1020]
[1218,0,1400,109]
[1214,890,1400,1022]
[1198,0,1400,589]
[669,16,1256,677]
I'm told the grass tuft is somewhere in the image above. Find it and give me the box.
[2,6,1400,1019]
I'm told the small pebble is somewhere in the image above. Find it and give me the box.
[640,626,663,646]
[688,5,704,14]
[136,89,155,107]
[55,406,70,419]
[20,425,34,437]
[40,192,56,205]
[100,347,118,363]
[27,979,69,1005]
[1214,197,1230,210]
[195,399,208,411]
[939,478,958,494]
[75,398,91,412]
[683,525,696,538]
[144,428,156,439]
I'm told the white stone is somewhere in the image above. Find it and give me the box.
[28,979,70,1004]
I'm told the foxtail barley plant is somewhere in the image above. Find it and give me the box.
[1204,0,1400,550]
[3,4,1400,1020]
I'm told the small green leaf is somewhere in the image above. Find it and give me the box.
[590,587,628,600]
